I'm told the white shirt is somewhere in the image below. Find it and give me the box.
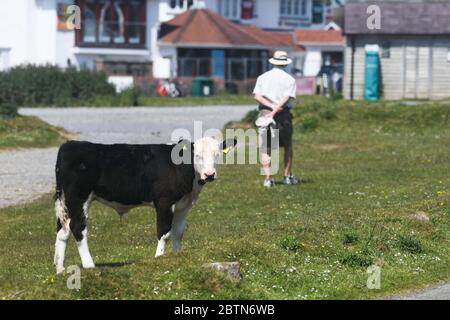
[253,67,297,108]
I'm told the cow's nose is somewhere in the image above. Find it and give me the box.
[205,172,215,181]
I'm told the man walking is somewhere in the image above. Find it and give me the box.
[253,51,299,187]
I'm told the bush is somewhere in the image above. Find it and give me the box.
[299,114,319,132]
[0,104,18,119]
[280,236,301,252]
[242,109,259,124]
[0,65,116,107]
[398,235,424,254]
[338,251,373,267]
[342,233,359,246]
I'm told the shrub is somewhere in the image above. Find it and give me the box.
[0,104,18,119]
[338,251,373,267]
[299,115,319,132]
[242,109,259,124]
[280,236,301,252]
[398,235,424,254]
[342,233,359,246]
[0,65,116,107]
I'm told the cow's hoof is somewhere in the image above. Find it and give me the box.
[155,252,164,258]
[56,266,65,275]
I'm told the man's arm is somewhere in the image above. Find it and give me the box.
[267,96,290,118]
[268,79,296,117]
[254,93,274,109]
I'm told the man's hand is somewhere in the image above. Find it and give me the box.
[254,94,273,109]
[265,111,276,118]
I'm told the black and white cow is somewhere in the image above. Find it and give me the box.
[53,137,236,274]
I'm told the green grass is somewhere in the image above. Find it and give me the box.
[0,98,449,299]
[45,93,255,107]
[138,94,254,107]
[0,116,68,150]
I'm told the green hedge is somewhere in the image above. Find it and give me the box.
[0,65,116,107]
[0,104,18,119]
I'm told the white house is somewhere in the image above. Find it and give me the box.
[0,0,344,81]
[292,27,343,77]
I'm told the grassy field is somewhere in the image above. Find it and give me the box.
[0,115,69,150]
[0,98,449,299]
[42,93,255,107]
[138,94,254,107]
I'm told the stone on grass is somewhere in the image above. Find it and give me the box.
[412,211,430,223]
[203,262,241,283]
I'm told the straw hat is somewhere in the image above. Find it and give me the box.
[269,50,292,66]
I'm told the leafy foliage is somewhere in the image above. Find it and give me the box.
[398,235,424,254]
[280,236,301,252]
[0,104,18,119]
[0,65,115,107]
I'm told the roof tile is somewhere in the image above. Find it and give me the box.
[294,29,344,43]
[160,9,294,49]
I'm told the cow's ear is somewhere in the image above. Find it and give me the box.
[221,138,237,154]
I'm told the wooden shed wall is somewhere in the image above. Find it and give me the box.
[344,35,450,100]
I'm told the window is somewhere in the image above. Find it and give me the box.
[76,0,146,47]
[280,0,308,17]
[241,0,257,19]
[218,0,240,20]
[169,0,194,9]
[382,42,391,59]
[312,0,324,24]
[301,0,307,15]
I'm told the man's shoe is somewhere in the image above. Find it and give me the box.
[283,175,299,185]
[263,179,275,188]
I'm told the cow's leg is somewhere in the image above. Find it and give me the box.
[67,194,95,269]
[154,198,174,257]
[54,196,70,274]
[171,196,192,253]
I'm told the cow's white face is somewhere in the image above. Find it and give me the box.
[193,137,237,184]
[193,137,221,183]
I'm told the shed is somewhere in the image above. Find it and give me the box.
[344,1,450,100]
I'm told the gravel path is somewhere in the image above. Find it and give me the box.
[0,106,254,208]
[388,282,450,300]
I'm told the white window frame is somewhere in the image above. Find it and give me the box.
[217,0,241,20]
[280,0,308,18]
[252,0,258,18]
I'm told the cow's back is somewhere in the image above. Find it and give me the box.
[56,141,195,206]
